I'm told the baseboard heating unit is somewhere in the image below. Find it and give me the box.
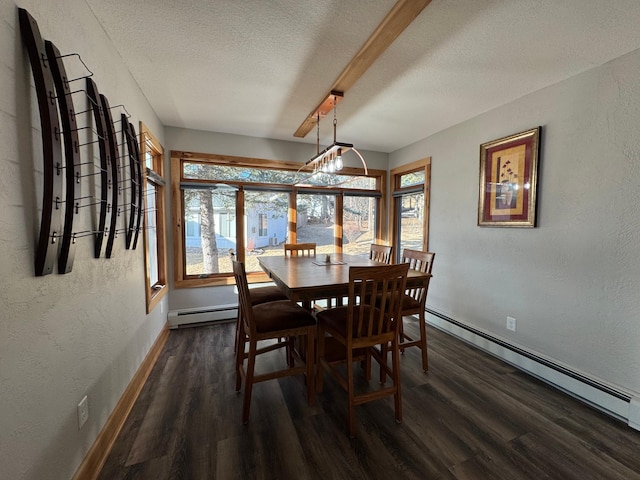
[425,307,640,431]
[168,303,238,329]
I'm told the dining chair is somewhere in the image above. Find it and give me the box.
[230,252,288,354]
[316,263,409,437]
[369,243,393,264]
[233,260,316,424]
[397,249,435,372]
[284,242,316,256]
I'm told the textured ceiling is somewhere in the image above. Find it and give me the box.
[85,0,640,153]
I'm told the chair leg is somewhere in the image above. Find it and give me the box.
[242,340,257,424]
[233,311,242,354]
[316,329,325,393]
[235,326,246,392]
[286,336,294,367]
[306,328,315,406]
[346,350,356,438]
[419,311,428,372]
[399,316,406,354]
[364,354,372,381]
[379,342,388,384]
[391,337,402,424]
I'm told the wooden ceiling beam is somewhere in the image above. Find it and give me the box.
[294,0,432,138]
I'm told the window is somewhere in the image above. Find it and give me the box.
[258,214,268,237]
[183,187,236,276]
[297,192,336,254]
[171,152,385,287]
[140,123,168,312]
[391,158,431,262]
[342,195,377,258]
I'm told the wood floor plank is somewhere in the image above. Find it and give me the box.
[97,321,640,479]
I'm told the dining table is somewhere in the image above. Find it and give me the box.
[258,253,431,306]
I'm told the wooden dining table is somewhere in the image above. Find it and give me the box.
[258,253,431,305]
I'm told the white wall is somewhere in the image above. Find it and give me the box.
[0,1,166,479]
[390,48,640,399]
[165,126,389,311]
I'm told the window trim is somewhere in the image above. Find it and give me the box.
[140,123,168,312]
[171,150,386,288]
[390,157,431,259]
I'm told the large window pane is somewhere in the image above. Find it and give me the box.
[145,183,159,285]
[244,191,288,272]
[342,196,376,257]
[398,192,424,255]
[297,193,335,254]
[184,162,301,184]
[184,189,236,275]
[298,172,377,190]
[400,171,425,188]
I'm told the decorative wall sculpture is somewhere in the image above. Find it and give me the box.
[19,7,144,276]
[19,8,63,276]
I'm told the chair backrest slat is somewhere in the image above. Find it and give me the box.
[232,260,255,334]
[369,243,393,264]
[401,249,435,304]
[284,243,316,257]
[347,263,409,340]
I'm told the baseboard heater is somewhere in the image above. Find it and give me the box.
[168,303,238,329]
[424,307,640,431]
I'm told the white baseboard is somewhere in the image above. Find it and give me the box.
[425,308,638,431]
[629,397,640,430]
[168,303,238,329]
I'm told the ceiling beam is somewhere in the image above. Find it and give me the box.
[294,0,432,138]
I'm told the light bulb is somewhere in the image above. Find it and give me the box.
[335,149,343,171]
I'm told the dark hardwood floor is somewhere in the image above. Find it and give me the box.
[98,319,640,480]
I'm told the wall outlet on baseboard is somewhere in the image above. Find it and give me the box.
[77,395,89,429]
[506,316,517,332]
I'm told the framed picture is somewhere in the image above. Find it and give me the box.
[478,127,541,227]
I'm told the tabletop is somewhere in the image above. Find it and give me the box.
[258,253,431,303]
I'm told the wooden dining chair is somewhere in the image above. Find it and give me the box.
[233,260,316,424]
[369,243,393,264]
[284,242,316,256]
[230,251,288,354]
[316,263,409,437]
[398,249,435,372]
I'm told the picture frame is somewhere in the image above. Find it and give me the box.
[478,127,541,227]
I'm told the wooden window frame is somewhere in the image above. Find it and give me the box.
[141,123,168,312]
[390,157,431,259]
[171,150,386,288]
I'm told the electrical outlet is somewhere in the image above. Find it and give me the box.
[77,395,89,429]
[506,316,517,332]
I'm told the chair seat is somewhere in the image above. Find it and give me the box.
[317,305,383,337]
[250,285,288,305]
[400,294,421,312]
[253,300,315,333]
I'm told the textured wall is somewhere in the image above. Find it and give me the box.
[390,48,640,397]
[0,1,166,479]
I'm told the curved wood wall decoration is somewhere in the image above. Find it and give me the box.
[18,8,63,276]
[45,40,81,274]
[128,122,144,250]
[122,115,138,249]
[85,78,110,258]
[100,95,120,258]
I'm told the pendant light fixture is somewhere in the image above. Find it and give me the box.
[302,91,368,178]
